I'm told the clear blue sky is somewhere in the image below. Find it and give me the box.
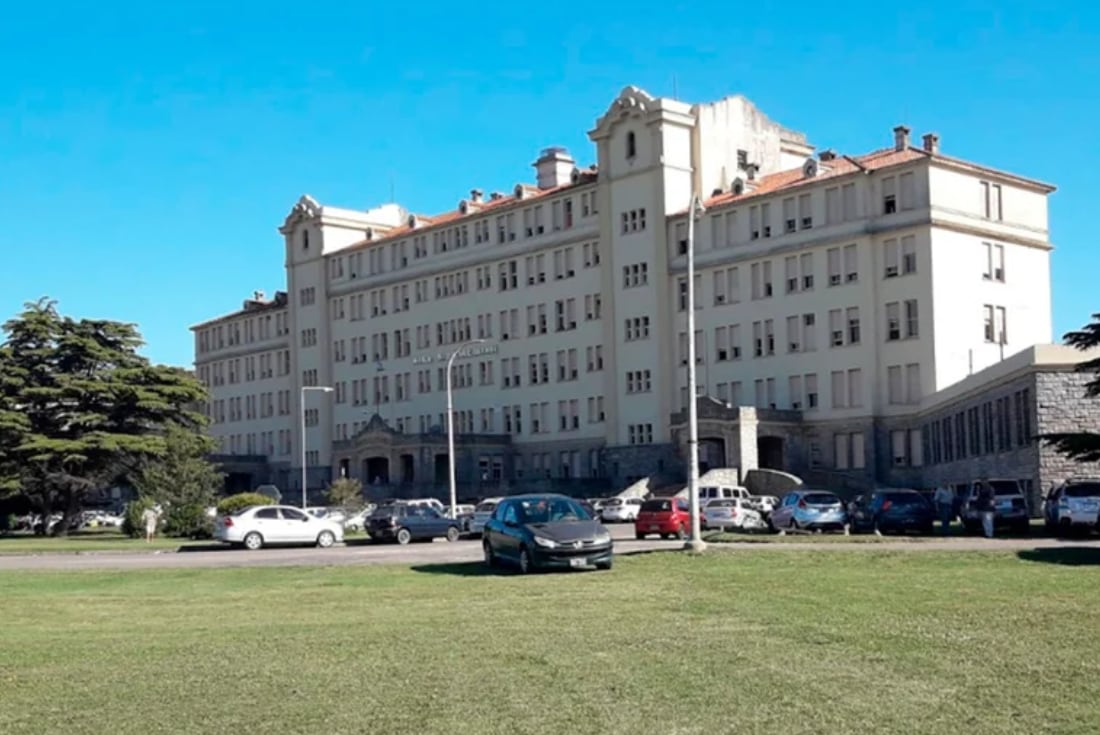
[2,1,1096,367]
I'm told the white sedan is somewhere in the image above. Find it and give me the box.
[214,505,344,551]
[601,497,644,523]
[702,499,767,531]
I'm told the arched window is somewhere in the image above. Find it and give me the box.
[626,131,636,159]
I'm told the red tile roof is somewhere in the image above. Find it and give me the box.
[692,145,1053,213]
[342,169,598,253]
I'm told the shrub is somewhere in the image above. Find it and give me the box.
[163,503,214,539]
[122,497,156,538]
[216,493,276,517]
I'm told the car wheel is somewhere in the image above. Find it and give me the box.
[518,546,532,574]
[243,532,263,551]
[596,558,613,571]
[483,540,496,567]
[675,524,687,541]
[790,518,800,532]
[635,532,645,540]
[316,530,335,548]
[396,528,412,545]
[445,526,460,543]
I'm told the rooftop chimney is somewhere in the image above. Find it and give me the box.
[470,188,483,203]
[819,149,836,162]
[253,290,265,301]
[922,133,940,155]
[893,125,911,152]
[489,191,504,201]
[533,146,575,190]
[744,162,760,181]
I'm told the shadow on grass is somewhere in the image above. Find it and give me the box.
[410,561,513,577]
[1017,547,1100,566]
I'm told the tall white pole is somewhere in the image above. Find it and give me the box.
[446,339,486,519]
[686,193,706,553]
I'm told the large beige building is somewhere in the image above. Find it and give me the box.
[192,85,1077,501]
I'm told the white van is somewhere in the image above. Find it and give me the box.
[699,486,751,503]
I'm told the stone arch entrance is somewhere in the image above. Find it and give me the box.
[364,456,390,485]
[757,436,785,471]
[699,438,726,474]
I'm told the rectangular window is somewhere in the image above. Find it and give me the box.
[827,247,841,286]
[887,365,903,404]
[886,302,901,341]
[901,235,917,274]
[842,183,857,220]
[906,363,921,404]
[846,307,861,345]
[789,375,803,409]
[804,373,818,409]
[825,187,840,225]
[800,253,814,291]
[882,176,897,214]
[798,193,813,229]
[905,300,919,338]
[829,309,844,347]
[843,244,858,282]
[831,370,846,409]
[884,238,899,278]
[847,369,862,408]
[802,313,817,352]
[783,197,796,233]
[899,172,915,210]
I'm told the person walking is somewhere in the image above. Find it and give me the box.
[933,484,954,534]
[976,480,996,539]
[141,505,159,543]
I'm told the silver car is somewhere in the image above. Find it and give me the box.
[1044,479,1100,532]
[769,490,848,532]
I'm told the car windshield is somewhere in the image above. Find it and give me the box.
[708,500,735,508]
[475,502,497,513]
[517,497,591,524]
[884,493,926,506]
[989,481,1021,496]
[802,493,840,505]
[641,499,673,512]
[605,498,623,506]
[1065,483,1100,498]
[371,505,403,517]
[230,506,257,516]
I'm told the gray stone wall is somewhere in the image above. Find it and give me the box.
[603,443,684,490]
[1036,371,1100,490]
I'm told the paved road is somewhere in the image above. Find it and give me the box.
[1,526,1097,571]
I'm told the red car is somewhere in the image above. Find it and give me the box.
[634,497,703,540]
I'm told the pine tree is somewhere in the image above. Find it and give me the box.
[0,298,209,534]
[1042,312,1100,462]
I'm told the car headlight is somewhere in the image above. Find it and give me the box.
[593,532,612,545]
[533,536,558,549]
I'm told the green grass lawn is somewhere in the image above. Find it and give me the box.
[0,531,201,554]
[2,549,1099,735]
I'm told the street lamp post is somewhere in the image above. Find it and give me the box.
[685,193,707,553]
[446,338,487,519]
[300,385,334,509]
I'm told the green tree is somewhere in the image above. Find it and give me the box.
[325,477,364,511]
[134,424,224,538]
[1042,312,1100,462]
[0,298,209,534]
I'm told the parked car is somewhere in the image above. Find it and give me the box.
[701,498,766,531]
[769,490,848,532]
[443,504,477,531]
[342,506,376,532]
[367,503,462,545]
[213,505,344,551]
[699,485,777,515]
[601,497,644,523]
[306,506,347,525]
[1043,479,1100,533]
[469,497,504,536]
[482,494,613,573]
[959,479,1030,534]
[848,489,934,535]
[634,497,703,540]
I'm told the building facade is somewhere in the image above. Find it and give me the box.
[192,85,1083,501]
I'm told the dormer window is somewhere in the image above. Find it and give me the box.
[626,131,636,159]
[302,230,309,251]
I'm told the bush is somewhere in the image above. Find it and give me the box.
[216,493,276,517]
[163,503,214,539]
[122,498,156,539]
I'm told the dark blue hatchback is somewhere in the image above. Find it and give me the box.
[849,489,934,535]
